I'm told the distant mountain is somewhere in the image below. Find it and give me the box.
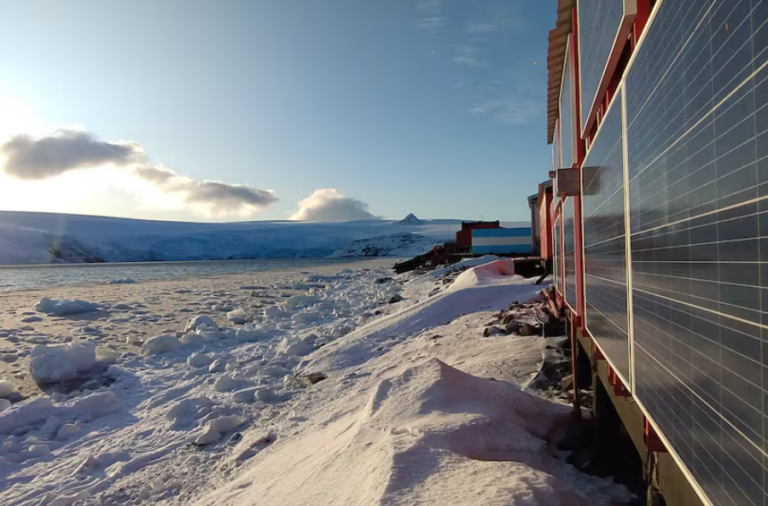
[0,211,468,264]
[398,213,425,226]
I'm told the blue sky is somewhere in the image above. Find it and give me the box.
[0,0,555,222]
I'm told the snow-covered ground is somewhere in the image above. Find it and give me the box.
[0,258,629,505]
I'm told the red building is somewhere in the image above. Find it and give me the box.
[454,220,500,248]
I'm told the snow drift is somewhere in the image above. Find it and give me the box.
[201,359,630,506]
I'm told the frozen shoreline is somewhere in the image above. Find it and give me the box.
[0,258,629,506]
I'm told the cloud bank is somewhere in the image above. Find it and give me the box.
[1,130,144,180]
[0,129,277,217]
[291,188,376,221]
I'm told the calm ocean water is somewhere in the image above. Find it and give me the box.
[0,258,373,292]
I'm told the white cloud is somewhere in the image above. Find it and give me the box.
[0,129,277,218]
[291,188,376,221]
[469,98,539,124]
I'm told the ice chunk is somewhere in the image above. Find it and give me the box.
[56,423,81,439]
[0,398,57,434]
[194,415,247,445]
[141,334,183,356]
[263,307,292,319]
[185,315,218,332]
[107,278,136,285]
[35,298,99,316]
[256,365,290,379]
[180,332,206,347]
[166,397,216,426]
[30,342,97,384]
[254,388,275,403]
[0,380,18,398]
[209,359,227,373]
[70,391,122,417]
[277,337,312,357]
[236,328,266,342]
[227,308,248,324]
[292,312,321,324]
[284,295,321,309]
[232,388,257,403]
[187,353,214,368]
[125,334,143,345]
[213,374,251,393]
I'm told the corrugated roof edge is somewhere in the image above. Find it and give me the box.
[547,0,575,145]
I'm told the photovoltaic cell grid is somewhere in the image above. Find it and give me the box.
[625,0,768,504]
[577,0,625,134]
[563,198,577,310]
[582,91,630,382]
[561,51,574,169]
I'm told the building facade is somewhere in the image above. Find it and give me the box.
[546,1,768,505]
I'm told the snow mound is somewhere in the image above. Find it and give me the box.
[305,262,539,372]
[34,298,99,316]
[201,359,630,506]
[0,391,122,435]
[30,342,97,384]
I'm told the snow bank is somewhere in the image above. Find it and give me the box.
[29,342,97,384]
[430,255,500,278]
[34,298,99,316]
[200,359,629,506]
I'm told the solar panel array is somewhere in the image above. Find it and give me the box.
[624,0,768,504]
[563,197,577,311]
[577,0,626,134]
[561,49,574,169]
[582,89,630,382]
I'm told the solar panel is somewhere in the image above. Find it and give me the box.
[577,0,627,134]
[582,88,630,383]
[624,0,768,504]
[563,197,577,311]
[560,47,574,169]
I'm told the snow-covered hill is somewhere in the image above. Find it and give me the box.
[331,232,437,257]
[0,211,509,264]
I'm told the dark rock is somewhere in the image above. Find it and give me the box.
[504,322,520,335]
[501,313,517,325]
[229,432,243,444]
[519,324,540,336]
[375,277,394,284]
[388,295,404,304]
[483,326,505,337]
[296,372,328,388]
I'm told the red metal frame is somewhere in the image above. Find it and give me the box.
[644,416,667,453]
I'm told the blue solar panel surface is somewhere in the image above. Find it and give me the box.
[561,51,574,169]
[582,90,630,382]
[563,198,577,310]
[578,0,625,134]
[625,0,768,504]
